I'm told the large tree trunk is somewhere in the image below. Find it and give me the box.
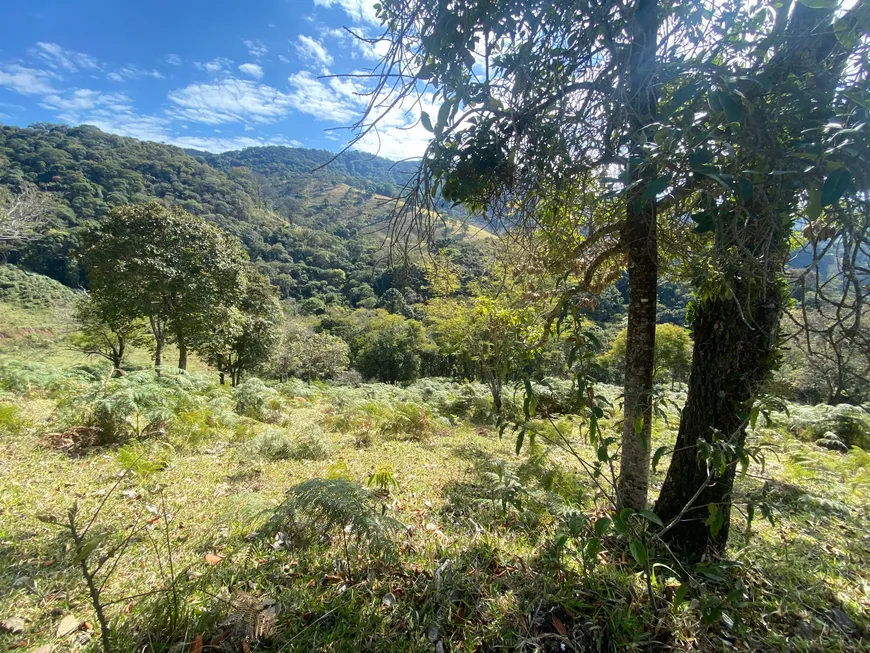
[655,284,782,554]
[617,0,659,511]
[655,0,852,555]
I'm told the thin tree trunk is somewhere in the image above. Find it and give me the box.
[154,337,163,376]
[111,337,125,376]
[219,371,225,385]
[177,342,188,372]
[617,0,659,512]
[149,315,164,377]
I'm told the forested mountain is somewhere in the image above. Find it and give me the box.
[0,123,484,305]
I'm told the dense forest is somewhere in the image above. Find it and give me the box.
[0,123,477,306]
[0,0,869,651]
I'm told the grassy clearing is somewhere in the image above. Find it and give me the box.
[0,281,867,651]
[0,369,867,652]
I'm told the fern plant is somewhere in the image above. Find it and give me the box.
[481,461,530,514]
[268,478,404,575]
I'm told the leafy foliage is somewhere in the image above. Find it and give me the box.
[268,478,404,559]
[80,201,250,370]
[276,324,350,383]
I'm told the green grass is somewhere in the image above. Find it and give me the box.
[0,375,867,652]
[0,277,867,651]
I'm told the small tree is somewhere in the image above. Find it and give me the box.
[355,312,432,384]
[426,295,542,417]
[601,323,692,388]
[277,326,350,384]
[201,271,283,386]
[70,294,150,373]
[80,201,248,373]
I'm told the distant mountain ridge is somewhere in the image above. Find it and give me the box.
[0,123,485,306]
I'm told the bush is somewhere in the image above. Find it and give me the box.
[0,402,28,434]
[116,440,174,476]
[55,370,218,445]
[0,357,88,396]
[785,403,870,450]
[233,378,278,421]
[267,478,404,561]
[244,426,331,461]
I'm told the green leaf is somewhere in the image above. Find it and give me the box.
[420,112,434,133]
[641,176,670,204]
[834,17,858,49]
[515,426,525,455]
[652,445,669,473]
[821,168,853,207]
[629,539,647,566]
[664,82,701,115]
[737,177,753,203]
[718,92,743,123]
[584,537,601,560]
[705,504,725,538]
[688,149,712,170]
[523,378,534,420]
[437,99,453,132]
[594,516,612,537]
[74,533,108,564]
[638,509,664,527]
[806,183,823,220]
[416,63,434,80]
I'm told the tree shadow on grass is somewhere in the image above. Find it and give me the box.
[124,534,617,652]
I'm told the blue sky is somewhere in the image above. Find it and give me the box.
[0,0,430,158]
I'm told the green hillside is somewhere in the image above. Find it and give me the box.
[0,123,485,305]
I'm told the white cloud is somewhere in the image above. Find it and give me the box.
[40,89,131,112]
[286,69,434,159]
[286,70,363,123]
[165,54,182,66]
[32,42,101,72]
[321,25,389,61]
[107,66,164,82]
[47,92,172,143]
[169,134,301,152]
[238,63,264,80]
[352,110,433,159]
[243,39,269,58]
[195,57,233,74]
[39,86,296,153]
[0,64,57,95]
[169,78,294,125]
[278,54,290,64]
[294,35,334,66]
[314,0,380,25]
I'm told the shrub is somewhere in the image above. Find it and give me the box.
[382,402,435,440]
[244,426,331,461]
[233,378,278,421]
[0,357,87,396]
[53,370,217,445]
[785,404,870,450]
[116,440,174,476]
[0,402,28,434]
[267,478,404,568]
